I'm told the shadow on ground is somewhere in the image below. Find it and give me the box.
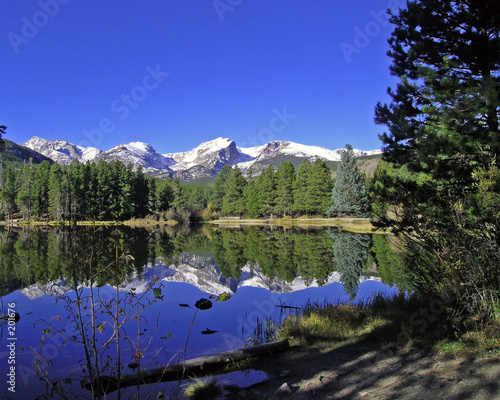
[231,334,500,399]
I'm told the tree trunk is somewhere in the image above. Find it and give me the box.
[88,337,291,395]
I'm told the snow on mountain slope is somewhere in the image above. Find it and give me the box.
[23,136,382,181]
[99,142,175,172]
[164,137,247,172]
[256,141,343,162]
[24,136,102,165]
[249,141,376,163]
[81,147,102,163]
[237,143,268,158]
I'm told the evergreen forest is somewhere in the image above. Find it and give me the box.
[0,156,354,222]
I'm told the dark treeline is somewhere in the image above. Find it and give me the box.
[0,157,339,222]
[0,159,210,222]
[208,158,333,218]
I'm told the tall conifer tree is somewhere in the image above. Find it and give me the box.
[328,145,370,217]
[1,166,17,219]
[0,125,6,152]
[48,164,69,221]
[32,161,51,219]
[374,0,500,226]
[16,161,35,219]
[244,167,260,218]
[274,160,295,217]
[221,167,247,216]
[210,165,232,212]
[309,158,334,215]
[293,159,312,216]
[256,165,277,217]
[373,0,500,318]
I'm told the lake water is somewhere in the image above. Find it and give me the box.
[0,225,401,399]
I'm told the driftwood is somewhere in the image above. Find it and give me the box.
[89,337,291,395]
[276,305,301,310]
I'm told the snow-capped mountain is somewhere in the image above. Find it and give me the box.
[24,136,102,165]
[23,136,381,182]
[99,142,176,173]
[164,138,250,172]
[235,140,381,174]
[23,137,174,174]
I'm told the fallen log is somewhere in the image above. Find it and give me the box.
[88,337,291,395]
[276,305,301,310]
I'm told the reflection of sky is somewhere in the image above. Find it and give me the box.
[0,277,396,399]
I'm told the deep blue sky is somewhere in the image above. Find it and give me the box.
[1,1,403,154]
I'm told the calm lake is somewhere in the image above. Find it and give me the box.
[0,225,402,399]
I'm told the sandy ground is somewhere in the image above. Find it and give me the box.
[224,342,500,399]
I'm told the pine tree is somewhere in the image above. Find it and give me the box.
[309,158,334,215]
[67,159,84,221]
[221,167,247,216]
[48,164,69,220]
[244,179,260,218]
[171,178,188,213]
[328,145,370,217]
[115,162,134,220]
[293,158,333,216]
[95,160,111,220]
[16,161,35,220]
[256,165,276,217]
[0,125,6,152]
[293,159,312,216]
[132,165,149,218]
[374,0,500,224]
[155,178,174,212]
[147,177,158,211]
[243,167,259,218]
[85,162,99,221]
[186,184,209,212]
[210,165,232,212]
[32,161,51,220]
[274,161,295,217]
[373,0,500,319]
[1,166,17,220]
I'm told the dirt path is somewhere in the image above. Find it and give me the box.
[225,342,500,399]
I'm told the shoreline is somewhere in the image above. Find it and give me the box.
[209,217,388,233]
[0,219,178,227]
[0,217,389,233]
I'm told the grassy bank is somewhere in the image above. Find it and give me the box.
[258,294,500,356]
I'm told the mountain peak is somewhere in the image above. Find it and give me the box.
[199,137,233,149]
[22,136,381,182]
[166,137,240,172]
[123,141,155,152]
